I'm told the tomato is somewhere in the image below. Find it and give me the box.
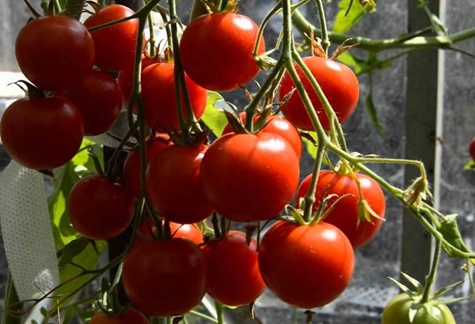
[200,132,299,222]
[0,97,83,170]
[278,56,359,131]
[117,55,156,107]
[141,63,207,132]
[84,4,142,71]
[258,221,355,309]
[222,112,302,158]
[123,134,170,198]
[137,218,203,245]
[203,231,265,306]
[56,71,122,136]
[469,137,475,161]
[146,144,214,224]
[122,238,206,316]
[67,174,135,240]
[179,12,266,92]
[296,170,386,248]
[382,293,456,324]
[90,308,150,324]
[15,15,95,91]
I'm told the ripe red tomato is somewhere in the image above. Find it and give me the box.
[222,113,302,158]
[203,231,265,306]
[0,97,83,170]
[56,71,122,136]
[122,238,206,316]
[469,137,475,161]
[278,56,359,131]
[137,219,203,245]
[89,308,150,324]
[67,174,135,240]
[123,134,170,198]
[200,132,299,222]
[146,144,214,224]
[296,170,386,248]
[258,221,355,308]
[141,63,207,132]
[84,4,142,71]
[179,12,266,92]
[15,15,95,91]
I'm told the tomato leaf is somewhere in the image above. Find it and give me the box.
[463,160,475,170]
[201,91,230,136]
[335,51,365,75]
[57,237,90,267]
[438,214,475,264]
[333,0,376,34]
[365,92,386,133]
[431,281,463,301]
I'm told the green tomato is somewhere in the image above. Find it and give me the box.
[382,293,456,324]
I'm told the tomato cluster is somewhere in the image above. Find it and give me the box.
[1,3,391,321]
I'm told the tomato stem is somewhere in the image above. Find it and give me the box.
[420,239,441,303]
[215,300,225,324]
[313,0,330,54]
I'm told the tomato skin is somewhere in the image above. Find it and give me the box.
[57,71,122,136]
[67,174,135,240]
[382,294,456,324]
[137,219,203,245]
[122,134,170,199]
[15,15,95,91]
[117,56,156,106]
[146,144,214,224]
[296,170,386,248]
[89,308,150,324]
[84,4,142,71]
[141,63,207,132]
[258,221,355,309]
[278,56,359,131]
[222,113,302,159]
[200,132,299,222]
[203,231,265,306]
[179,12,266,92]
[0,97,83,170]
[469,137,475,161]
[122,238,206,317]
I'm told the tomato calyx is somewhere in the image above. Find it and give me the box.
[10,80,44,98]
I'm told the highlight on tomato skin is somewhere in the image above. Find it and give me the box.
[89,307,150,324]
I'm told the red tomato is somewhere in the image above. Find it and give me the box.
[57,71,122,136]
[122,238,206,316]
[123,134,170,198]
[296,170,386,248]
[84,4,142,71]
[89,308,150,324]
[146,144,214,224]
[15,15,95,91]
[117,55,156,106]
[179,12,266,91]
[203,231,265,306]
[67,174,135,240]
[0,97,83,170]
[469,137,475,161]
[141,63,207,132]
[137,219,203,245]
[278,56,359,131]
[258,221,355,308]
[200,132,299,222]
[222,112,302,158]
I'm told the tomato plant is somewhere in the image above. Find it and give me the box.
[15,15,95,91]
[296,169,386,248]
[200,132,300,222]
[0,96,83,170]
[179,12,266,91]
[202,230,265,306]
[122,238,206,317]
[278,56,359,131]
[258,221,355,309]
[67,174,135,240]
[84,4,142,72]
[89,308,150,324]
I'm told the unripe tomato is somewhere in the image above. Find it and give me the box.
[15,15,95,91]
[89,308,150,324]
[0,97,83,170]
[180,12,266,92]
[279,56,359,131]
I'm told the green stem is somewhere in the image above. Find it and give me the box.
[189,310,219,323]
[215,300,225,324]
[314,0,330,53]
[421,238,441,303]
[2,272,22,324]
[148,13,157,57]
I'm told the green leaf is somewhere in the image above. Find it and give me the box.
[335,51,365,75]
[365,92,386,133]
[333,0,376,34]
[57,237,90,267]
[439,214,475,264]
[201,91,230,136]
[463,160,475,171]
